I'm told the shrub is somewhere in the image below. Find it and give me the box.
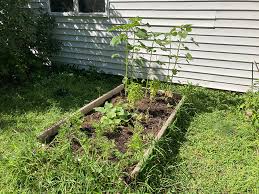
[0,0,59,82]
[240,92,259,128]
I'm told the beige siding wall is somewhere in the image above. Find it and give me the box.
[30,0,259,92]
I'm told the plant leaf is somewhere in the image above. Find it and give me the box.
[135,28,148,39]
[172,68,178,75]
[110,36,122,46]
[186,53,193,61]
[111,53,120,59]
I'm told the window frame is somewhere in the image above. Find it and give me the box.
[48,0,109,17]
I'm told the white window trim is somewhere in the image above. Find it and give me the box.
[47,0,109,17]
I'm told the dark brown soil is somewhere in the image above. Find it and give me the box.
[80,92,181,153]
[71,137,84,154]
[104,127,134,153]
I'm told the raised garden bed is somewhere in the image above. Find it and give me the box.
[38,84,185,179]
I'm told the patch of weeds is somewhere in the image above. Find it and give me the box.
[149,79,161,100]
[94,102,130,133]
[128,122,144,153]
[240,91,259,128]
[126,82,144,105]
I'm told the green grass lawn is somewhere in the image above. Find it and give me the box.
[0,68,258,193]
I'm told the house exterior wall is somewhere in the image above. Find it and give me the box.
[30,0,259,92]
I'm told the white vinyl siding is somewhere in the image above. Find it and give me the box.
[30,0,259,92]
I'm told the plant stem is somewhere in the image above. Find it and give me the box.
[168,34,172,83]
[145,35,155,97]
[125,43,129,96]
[173,37,182,71]
[130,30,136,80]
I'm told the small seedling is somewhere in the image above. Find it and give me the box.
[128,133,143,152]
[68,112,84,129]
[132,112,145,122]
[94,102,130,132]
[132,121,144,134]
[127,82,144,105]
[149,79,161,99]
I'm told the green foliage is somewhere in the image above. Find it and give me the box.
[128,122,144,158]
[110,18,198,98]
[109,17,149,91]
[127,82,144,104]
[128,133,143,152]
[0,69,258,193]
[94,102,130,132]
[240,92,259,128]
[0,0,59,82]
[90,136,117,160]
[68,112,84,128]
[0,68,123,193]
[149,79,160,99]
[162,24,198,83]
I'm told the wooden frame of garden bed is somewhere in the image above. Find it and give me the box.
[38,84,185,178]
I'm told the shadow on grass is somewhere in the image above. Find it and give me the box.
[0,67,122,131]
[135,84,242,192]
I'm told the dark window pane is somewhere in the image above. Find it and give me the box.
[79,0,105,13]
[50,0,74,12]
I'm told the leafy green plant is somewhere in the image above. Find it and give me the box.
[94,102,130,132]
[240,92,259,128]
[153,25,198,96]
[132,112,145,123]
[68,112,84,128]
[127,82,144,104]
[0,0,60,82]
[133,121,144,134]
[90,136,117,160]
[167,25,197,73]
[128,133,143,152]
[143,31,161,95]
[149,79,161,99]
[110,17,198,99]
[109,17,150,92]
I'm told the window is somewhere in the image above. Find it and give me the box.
[79,0,105,13]
[49,0,106,14]
[50,0,74,12]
